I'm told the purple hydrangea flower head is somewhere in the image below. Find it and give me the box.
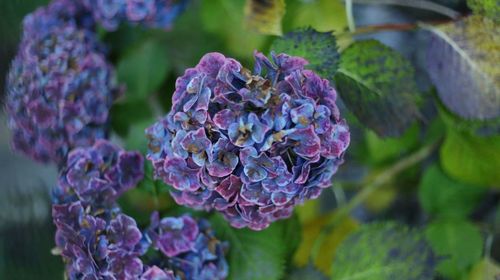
[146,51,350,230]
[6,1,119,165]
[52,201,145,280]
[81,0,189,31]
[146,213,229,280]
[53,140,144,207]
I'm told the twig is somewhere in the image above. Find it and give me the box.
[352,0,460,19]
[346,0,356,32]
[310,141,440,263]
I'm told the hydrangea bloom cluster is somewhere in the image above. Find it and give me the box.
[5,0,119,165]
[146,52,350,230]
[81,0,189,31]
[52,140,228,279]
[145,212,229,280]
[52,140,146,279]
[52,140,144,207]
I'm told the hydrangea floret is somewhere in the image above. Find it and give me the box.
[146,51,350,230]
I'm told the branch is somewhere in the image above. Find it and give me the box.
[310,141,440,263]
[346,0,356,32]
[352,0,460,19]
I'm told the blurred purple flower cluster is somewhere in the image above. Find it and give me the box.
[5,0,189,165]
[5,0,119,165]
[52,140,228,279]
[81,0,189,31]
[145,213,229,280]
[52,140,146,279]
[146,52,350,230]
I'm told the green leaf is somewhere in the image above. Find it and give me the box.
[294,212,358,275]
[467,0,500,22]
[365,123,420,164]
[210,214,297,280]
[331,222,436,280]
[418,164,485,219]
[124,119,154,154]
[271,28,340,80]
[288,265,329,280]
[424,16,500,120]
[440,126,500,187]
[117,38,170,99]
[200,0,266,59]
[437,98,500,137]
[425,220,483,279]
[468,258,500,280]
[244,0,285,35]
[335,40,420,138]
[284,0,347,34]
[110,100,153,137]
[282,213,302,260]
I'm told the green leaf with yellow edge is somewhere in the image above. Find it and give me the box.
[210,214,298,280]
[467,0,500,23]
[200,0,266,59]
[440,126,500,187]
[419,164,485,219]
[293,212,358,276]
[244,0,285,35]
[271,28,340,80]
[425,220,483,279]
[335,40,420,138]
[331,222,436,280]
[424,15,500,120]
[468,258,500,280]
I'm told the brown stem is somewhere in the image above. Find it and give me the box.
[310,140,440,263]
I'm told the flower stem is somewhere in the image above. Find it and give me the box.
[352,0,460,19]
[346,0,356,32]
[309,141,439,263]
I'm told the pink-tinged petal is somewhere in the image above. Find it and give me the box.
[321,120,350,159]
[215,175,242,200]
[288,125,321,158]
[240,184,271,206]
[197,52,227,77]
[271,191,294,206]
[141,266,176,280]
[162,157,201,192]
[213,109,236,130]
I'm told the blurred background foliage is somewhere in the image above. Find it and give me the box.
[0,0,499,279]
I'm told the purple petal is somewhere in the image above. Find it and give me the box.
[213,109,236,130]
